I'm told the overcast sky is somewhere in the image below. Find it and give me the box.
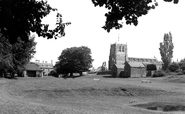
[32,0,185,68]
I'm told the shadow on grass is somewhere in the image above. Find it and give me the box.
[133,102,185,112]
[102,75,115,78]
[51,74,85,79]
[4,77,18,80]
[62,75,85,79]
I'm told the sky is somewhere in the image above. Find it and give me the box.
[31,0,185,69]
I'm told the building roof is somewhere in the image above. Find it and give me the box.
[127,62,145,68]
[114,64,125,69]
[25,63,43,71]
[128,57,157,63]
[35,62,53,69]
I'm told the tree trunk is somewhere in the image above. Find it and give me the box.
[0,70,3,77]
[70,72,73,77]
[11,72,15,78]
[79,71,83,76]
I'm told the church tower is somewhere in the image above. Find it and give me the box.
[108,43,128,70]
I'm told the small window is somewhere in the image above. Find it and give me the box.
[122,46,124,52]
[119,46,122,52]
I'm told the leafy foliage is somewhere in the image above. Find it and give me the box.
[0,0,71,44]
[179,58,185,71]
[0,34,36,77]
[152,70,166,77]
[159,32,174,70]
[55,46,93,76]
[48,70,58,77]
[147,64,157,71]
[91,0,178,32]
[12,37,36,73]
[168,62,179,72]
[164,0,179,4]
[0,36,14,73]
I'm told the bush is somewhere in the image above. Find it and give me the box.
[177,72,183,75]
[152,70,166,77]
[180,65,185,71]
[48,70,58,77]
[168,63,179,72]
[147,64,157,71]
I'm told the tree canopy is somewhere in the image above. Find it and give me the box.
[0,0,70,44]
[55,46,93,76]
[159,32,174,70]
[91,0,179,32]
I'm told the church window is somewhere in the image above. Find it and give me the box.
[119,46,122,52]
[122,46,124,52]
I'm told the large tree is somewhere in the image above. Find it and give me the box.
[159,32,174,70]
[0,0,70,44]
[0,34,36,77]
[55,46,93,76]
[91,0,179,32]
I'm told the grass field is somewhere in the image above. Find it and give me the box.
[0,74,185,114]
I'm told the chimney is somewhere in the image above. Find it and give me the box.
[51,60,53,65]
[45,61,47,63]
[42,60,44,63]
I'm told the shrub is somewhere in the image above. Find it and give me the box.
[177,72,183,75]
[152,70,166,77]
[180,64,185,71]
[168,63,179,72]
[48,70,58,77]
[147,64,157,71]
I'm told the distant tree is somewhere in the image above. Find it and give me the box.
[0,0,71,44]
[101,61,107,72]
[91,0,178,32]
[55,46,93,76]
[169,62,179,72]
[159,32,174,70]
[179,58,185,71]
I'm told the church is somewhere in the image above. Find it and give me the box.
[108,42,163,78]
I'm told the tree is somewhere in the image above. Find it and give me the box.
[147,64,157,71]
[0,36,14,77]
[179,58,185,71]
[91,0,178,32]
[0,0,71,44]
[0,34,36,78]
[169,62,179,72]
[159,32,174,70]
[11,37,37,75]
[55,46,93,76]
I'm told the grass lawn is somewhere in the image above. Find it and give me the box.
[0,74,185,114]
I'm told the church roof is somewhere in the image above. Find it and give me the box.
[128,57,157,63]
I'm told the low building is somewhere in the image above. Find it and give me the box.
[124,61,146,78]
[112,64,124,77]
[34,60,53,76]
[24,63,43,77]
